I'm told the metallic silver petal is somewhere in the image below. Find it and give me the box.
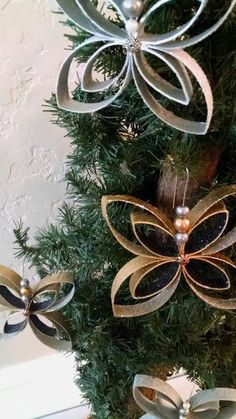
[140,0,205,45]
[76,0,126,38]
[132,48,213,134]
[82,41,128,92]
[162,0,236,49]
[56,0,105,36]
[135,47,192,104]
[57,37,132,113]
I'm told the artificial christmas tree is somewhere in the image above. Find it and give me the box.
[14,1,236,417]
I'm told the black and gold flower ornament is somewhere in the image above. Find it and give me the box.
[0,266,74,351]
[102,184,236,317]
[133,374,236,418]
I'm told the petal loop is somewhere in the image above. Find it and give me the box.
[57,37,132,114]
[29,312,72,352]
[112,256,180,317]
[135,48,193,105]
[75,0,126,38]
[102,195,174,257]
[183,258,230,291]
[131,48,213,135]
[140,0,205,45]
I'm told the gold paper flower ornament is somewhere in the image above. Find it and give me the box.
[56,0,235,134]
[0,266,74,351]
[102,185,236,318]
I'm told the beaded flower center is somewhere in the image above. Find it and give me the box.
[178,253,190,266]
[125,37,141,53]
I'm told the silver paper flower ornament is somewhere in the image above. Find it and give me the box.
[56,0,235,135]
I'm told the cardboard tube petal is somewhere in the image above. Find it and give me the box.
[133,374,182,418]
[132,48,212,134]
[56,0,105,36]
[184,258,230,291]
[140,0,205,45]
[193,253,236,270]
[162,0,236,49]
[164,48,213,134]
[106,0,127,23]
[186,203,229,255]
[112,256,180,317]
[0,285,24,310]
[33,271,74,292]
[101,195,174,257]
[189,185,236,227]
[190,388,236,418]
[76,0,126,38]
[136,48,193,104]
[82,42,128,92]
[0,264,22,293]
[130,260,180,299]
[131,211,175,257]
[57,37,131,113]
[0,265,24,309]
[185,273,236,310]
[202,226,236,255]
[31,272,74,312]
[29,312,72,352]
[4,313,28,335]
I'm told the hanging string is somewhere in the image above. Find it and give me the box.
[172,174,178,209]
[182,168,190,206]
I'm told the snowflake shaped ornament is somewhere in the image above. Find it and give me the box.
[56,0,235,134]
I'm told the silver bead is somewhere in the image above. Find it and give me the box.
[175,233,189,245]
[122,0,143,18]
[125,18,140,34]
[21,295,29,305]
[179,408,188,418]
[20,278,29,287]
[175,206,190,218]
[183,401,190,412]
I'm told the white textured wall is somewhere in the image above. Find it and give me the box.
[0,0,71,364]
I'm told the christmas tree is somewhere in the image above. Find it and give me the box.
[15,1,236,417]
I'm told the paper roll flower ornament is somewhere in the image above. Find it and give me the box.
[56,0,235,134]
[133,374,236,418]
[102,184,236,318]
[0,266,74,351]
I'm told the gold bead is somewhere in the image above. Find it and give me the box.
[20,287,31,297]
[174,217,190,233]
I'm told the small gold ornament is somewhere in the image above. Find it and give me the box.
[133,374,236,419]
[102,184,236,318]
[20,287,31,298]
[174,217,190,233]
[0,266,74,351]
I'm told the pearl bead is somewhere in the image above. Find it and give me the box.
[125,18,140,34]
[20,279,29,288]
[176,206,190,218]
[175,233,189,245]
[179,408,188,418]
[122,0,143,18]
[183,401,191,411]
[21,295,29,305]
[20,287,31,297]
[174,217,190,233]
